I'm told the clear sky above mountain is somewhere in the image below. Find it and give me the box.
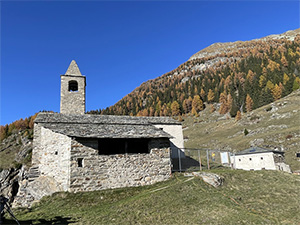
[1,1,299,125]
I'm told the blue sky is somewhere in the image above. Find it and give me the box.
[1,0,299,125]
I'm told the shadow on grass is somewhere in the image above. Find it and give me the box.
[2,216,77,224]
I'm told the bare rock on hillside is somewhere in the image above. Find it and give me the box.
[250,138,265,147]
[184,172,223,187]
[0,167,27,204]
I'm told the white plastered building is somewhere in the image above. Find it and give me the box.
[230,147,291,172]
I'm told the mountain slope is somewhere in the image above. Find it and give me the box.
[183,89,300,171]
[189,28,300,61]
[93,28,300,118]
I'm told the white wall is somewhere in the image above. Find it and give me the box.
[153,124,185,158]
[231,152,276,171]
[38,127,71,191]
[275,162,291,173]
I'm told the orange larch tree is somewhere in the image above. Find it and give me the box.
[245,94,254,112]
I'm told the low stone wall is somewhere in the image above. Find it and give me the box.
[69,138,171,192]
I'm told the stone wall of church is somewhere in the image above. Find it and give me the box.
[34,126,71,191]
[13,124,72,208]
[69,138,171,192]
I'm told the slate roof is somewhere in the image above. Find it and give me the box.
[35,112,178,139]
[35,112,181,125]
[235,147,283,155]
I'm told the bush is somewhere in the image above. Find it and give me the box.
[230,104,239,117]
[250,115,260,121]
[13,161,22,170]
[286,134,293,139]
[265,106,272,112]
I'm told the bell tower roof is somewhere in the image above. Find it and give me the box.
[65,60,82,76]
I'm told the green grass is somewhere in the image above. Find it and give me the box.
[0,146,20,169]
[0,130,32,169]
[183,90,300,171]
[5,169,300,224]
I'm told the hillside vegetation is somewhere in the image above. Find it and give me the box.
[0,114,37,169]
[4,170,300,224]
[182,89,300,171]
[91,29,300,119]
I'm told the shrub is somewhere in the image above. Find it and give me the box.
[265,106,272,112]
[286,134,293,139]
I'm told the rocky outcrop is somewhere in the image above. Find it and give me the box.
[184,172,224,187]
[0,131,33,206]
[0,167,27,205]
[13,175,62,208]
[189,28,300,61]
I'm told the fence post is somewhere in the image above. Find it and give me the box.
[178,148,182,172]
[198,150,202,171]
[206,150,210,170]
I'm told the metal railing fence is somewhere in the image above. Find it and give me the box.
[172,148,232,172]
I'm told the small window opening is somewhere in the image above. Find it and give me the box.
[77,158,83,167]
[159,128,163,130]
[249,158,252,161]
[55,151,58,155]
[239,159,241,161]
[296,153,300,158]
[69,80,78,92]
[261,157,263,160]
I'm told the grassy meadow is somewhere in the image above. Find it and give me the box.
[4,169,300,225]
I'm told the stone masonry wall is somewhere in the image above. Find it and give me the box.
[70,138,171,192]
[60,75,86,115]
[13,124,72,208]
[31,123,42,166]
[36,126,71,191]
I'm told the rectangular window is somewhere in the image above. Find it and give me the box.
[77,158,83,167]
[98,138,150,155]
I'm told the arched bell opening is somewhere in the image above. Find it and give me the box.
[68,80,78,92]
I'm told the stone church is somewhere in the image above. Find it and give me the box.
[13,60,184,207]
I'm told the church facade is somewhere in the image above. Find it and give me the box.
[13,60,184,207]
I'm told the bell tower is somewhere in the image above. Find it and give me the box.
[60,60,86,114]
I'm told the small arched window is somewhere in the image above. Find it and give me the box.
[68,80,78,92]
